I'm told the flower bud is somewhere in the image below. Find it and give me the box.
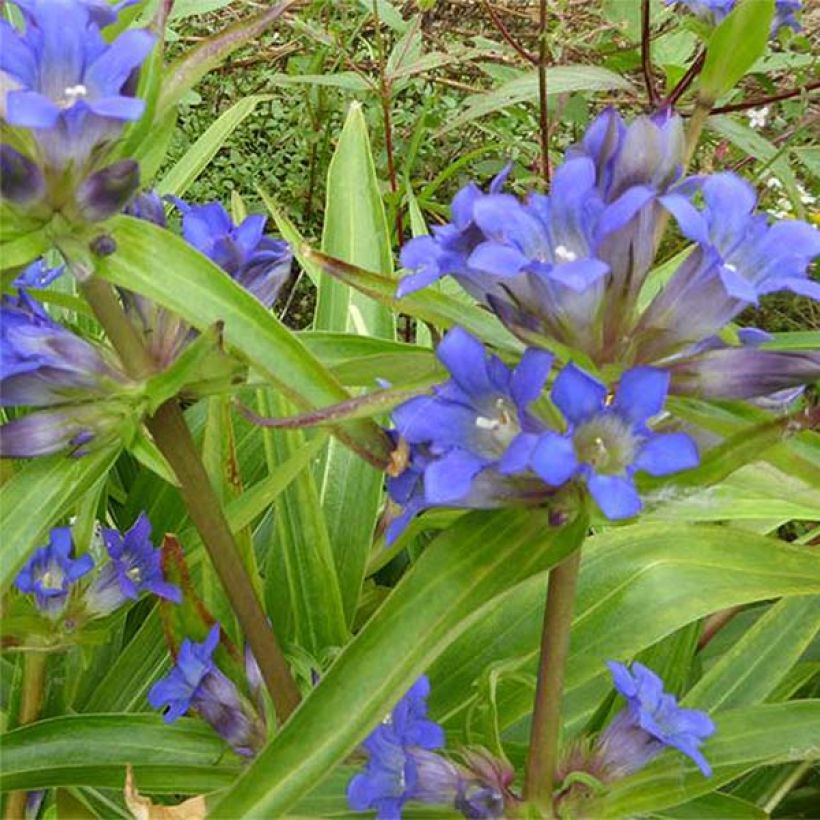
[76,160,141,223]
[0,144,45,205]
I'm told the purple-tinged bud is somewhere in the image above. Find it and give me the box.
[76,160,141,222]
[148,625,268,757]
[14,527,94,617]
[124,190,167,227]
[90,234,118,257]
[669,347,820,402]
[0,402,133,458]
[0,144,45,205]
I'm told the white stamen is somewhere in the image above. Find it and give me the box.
[554,244,577,263]
[61,84,88,107]
[475,416,501,430]
[725,263,738,273]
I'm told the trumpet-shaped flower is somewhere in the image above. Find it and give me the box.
[172,199,292,308]
[1,0,155,170]
[85,512,180,616]
[529,364,699,519]
[598,661,715,777]
[666,0,803,31]
[148,624,266,757]
[0,290,123,407]
[15,527,94,616]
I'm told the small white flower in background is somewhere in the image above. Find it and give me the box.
[797,183,816,206]
[747,107,770,128]
[765,176,784,190]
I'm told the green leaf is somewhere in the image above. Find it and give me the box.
[428,523,820,741]
[156,95,272,197]
[436,66,635,136]
[156,2,294,113]
[0,228,49,275]
[0,715,241,793]
[699,0,775,102]
[0,448,119,593]
[589,701,820,816]
[317,102,395,625]
[259,390,348,656]
[684,596,820,711]
[94,216,392,468]
[654,792,767,818]
[210,509,585,816]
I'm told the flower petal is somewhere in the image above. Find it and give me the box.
[551,363,607,425]
[614,366,670,425]
[530,431,578,486]
[635,432,699,476]
[587,473,641,519]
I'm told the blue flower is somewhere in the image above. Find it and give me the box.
[1,0,155,170]
[124,189,168,227]
[348,677,459,819]
[13,260,64,289]
[85,512,181,616]
[172,199,292,308]
[529,364,699,519]
[640,174,820,360]
[599,661,715,777]
[666,0,803,32]
[148,625,266,756]
[0,290,123,407]
[15,527,94,615]
[392,327,553,506]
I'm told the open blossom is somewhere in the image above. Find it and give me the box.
[524,364,699,519]
[148,625,267,757]
[598,662,715,777]
[171,199,293,309]
[85,513,180,616]
[15,527,94,616]
[0,0,155,172]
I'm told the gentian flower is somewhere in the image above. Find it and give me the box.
[597,661,715,777]
[398,112,690,364]
[85,512,180,616]
[12,259,64,289]
[0,291,121,407]
[15,527,94,616]
[1,0,155,172]
[171,199,293,309]
[665,0,803,32]
[528,364,699,519]
[639,173,820,361]
[393,327,553,504]
[348,676,458,819]
[148,625,267,757]
[0,144,45,205]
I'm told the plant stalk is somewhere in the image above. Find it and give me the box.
[78,276,301,721]
[523,547,583,815]
[4,652,47,820]
[640,0,658,107]
[537,0,550,187]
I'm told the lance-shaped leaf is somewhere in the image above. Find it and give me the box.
[157,2,297,115]
[304,247,521,352]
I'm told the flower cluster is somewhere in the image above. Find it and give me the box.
[387,327,699,537]
[0,0,155,221]
[148,624,268,758]
[0,290,133,457]
[14,513,179,622]
[348,677,512,819]
[398,110,820,403]
[666,0,803,33]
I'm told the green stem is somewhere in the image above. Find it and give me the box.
[4,653,47,820]
[523,548,583,816]
[537,0,550,187]
[684,96,713,169]
[77,276,301,722]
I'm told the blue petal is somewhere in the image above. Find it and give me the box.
[551,363,607,425]
[597,185,655,238]
[85,95,145,120]
[423,449,485,503]
[498,432,539,474]
[451,182,481,229]
[5,91,61,128]
[587,473,642,519]
[635,432,699,476]
[85,28,156,94]
[614,367,670,425]
[510,348,553,408]
[659,193,709,244]
[607,660,637,699]
[717,264,758,302]
[549,258,610,292]
[467,241,529,277]
[435,327,496,400]
[530,432,578,486]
